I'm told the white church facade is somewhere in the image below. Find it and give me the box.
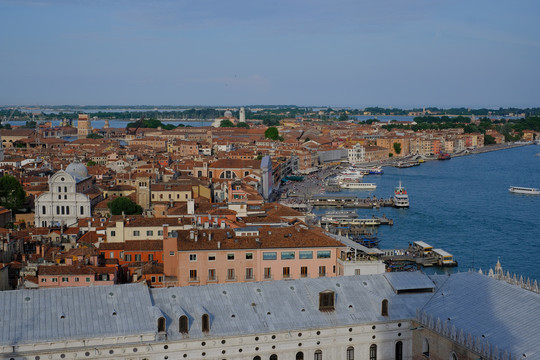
[34,162,93,227]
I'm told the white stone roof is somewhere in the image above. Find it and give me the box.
[0,283,156,346]
[421,272,540,358]
[149,274,433,340]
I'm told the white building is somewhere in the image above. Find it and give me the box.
[0,269,536,360]
[35,162,93,228]
[348,143,366,164]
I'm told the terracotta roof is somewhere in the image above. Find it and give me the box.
[98,242,125,250]
[38,265,95,276]
[174,226,344,251]
[124,240,163,251]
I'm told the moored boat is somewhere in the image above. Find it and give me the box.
[509,186,540,195]
[393,180,409,207]
[340,181,377,190]
[438,152,451,160]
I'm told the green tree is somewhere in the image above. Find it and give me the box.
[22,120,37,129]
[0,175,26,211]
[107,197,143,215]
[236,122,250,129]
[87,160,97,166]
[338,113,349,121]
[264,126,283,141]
[220,119,235,127]
[393,142,402,155]
[484,134,496,145]
[86,133,103,139]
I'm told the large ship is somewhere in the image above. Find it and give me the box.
[393,181,409,207]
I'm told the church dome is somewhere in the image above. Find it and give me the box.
[65,162,89,179]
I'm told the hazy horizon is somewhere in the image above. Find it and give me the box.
[1,0,539,107]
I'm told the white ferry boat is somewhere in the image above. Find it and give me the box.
[508,186,540,195]
[393,181,410,207]
[336,169,364,181]
[340,181,377,190]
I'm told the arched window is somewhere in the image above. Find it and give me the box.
[369,344,377,360]
[395,341,403,360]
[381,299,388,316]
[449,352,458,360]
[66,206,70,215]
[179,315,189,334]
[157,317,166,333]
[270,355,278,360]
[253,357,261,360]
[347,346,354,360]
[296,352,304,360]
[422,338,429,357]
[202,314,210,332]
[314,350,322,360]
[42,206,46,215]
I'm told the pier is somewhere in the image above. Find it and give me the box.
[308,195,394,208]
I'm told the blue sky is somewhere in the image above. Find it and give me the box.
[1,0,539,107]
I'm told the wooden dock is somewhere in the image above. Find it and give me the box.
[309,195,393,208]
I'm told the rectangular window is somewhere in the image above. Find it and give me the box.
[158,276,163,282]
[317,250,331,259]
[74,277,79,282]
[283,267,291,279]
[157,230,163,236]
[125,254,132,262]
[146,230,153,236]
[301,266,308,277]
[148,254,153,261]
[245,252,253,260]
[299,251,313,259]
[42,206,46,215]
[58,186,61,192]
[263,252,277,260]
[80,206,84,215]
[189,270,197,281]
[169,251,175,256]
[227,268,235,280]
[208,269,216,281]
[245,268,254,280]
[319,266,326,277]
[86,277,91,282]
[52,278,58,282]
[41,278,46,283]
[355,269,361,275]
[189,254,197,261]
[264,267,272,279]
[208,254,216,261]
[109,252,114,259]
[135,254,141,262]
[111,231,116,236]
[133,230,140,236]
[281,251,295,260]
[151,276,156,283]
[227,253,235,260]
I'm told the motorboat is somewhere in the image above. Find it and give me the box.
[509,186,540,195]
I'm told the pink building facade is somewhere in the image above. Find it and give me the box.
[163,227,346,287]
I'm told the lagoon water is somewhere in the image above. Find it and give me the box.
[318,145,540,279]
